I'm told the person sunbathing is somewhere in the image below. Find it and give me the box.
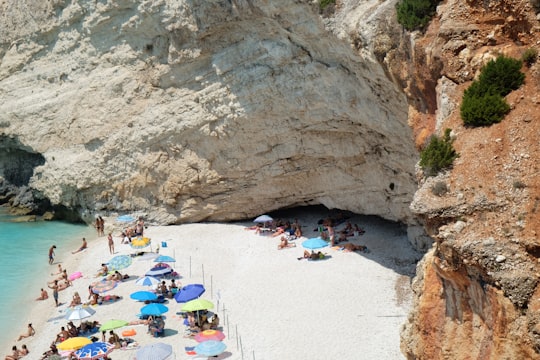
[96,264,108,277]
[277,236,296,250]
[72,238,88,254]
[70,292,82,307]
[342,243,367,253]
[271,226,286,237]
[17,324,35,341]
[35,288,48,301]
[301,250,324,260]
[5,345,20,360]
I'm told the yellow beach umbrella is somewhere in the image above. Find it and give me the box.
[57,336,93,351]
[130,237,151,249]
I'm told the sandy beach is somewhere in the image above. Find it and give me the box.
[13,207,421,360]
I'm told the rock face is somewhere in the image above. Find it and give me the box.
[384,0,540,358]
[0,0,418,225]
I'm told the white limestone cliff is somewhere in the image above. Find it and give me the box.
[0,0,418,225]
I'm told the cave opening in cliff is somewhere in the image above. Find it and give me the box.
[258,205,422,277]
[0,135,45,187]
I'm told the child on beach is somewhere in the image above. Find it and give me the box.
[48,245,56,265]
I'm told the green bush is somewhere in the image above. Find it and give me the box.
[460,55,524,127]
[396,0,441,31]
[521,48,538,67]
[419,128,459,176]
[320,0,336,11]
[461,92,510,126]
[478,56,525,96]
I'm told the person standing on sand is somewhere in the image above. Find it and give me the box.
[48,280,59,307]
[48,245,56,265]
[107,233,114,254]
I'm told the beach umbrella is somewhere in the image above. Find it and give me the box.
[154,255,175,263]
[194,340,227,357]
[174,284,205,303]
[68,271,83,281]
[74,342,114,360]
[91,279,118,294]
[130,290,158,302]
[181,298,214,312]
[253,214,273,223]
[117,215,135,223]
[130,237,151,249]
[302,237,329,250]
[136,342,173,360]
[57,337,93,351]
[140,303,169,316]
[99,319,129,332]
[145,267,173,277]
[65,306,96,322]
[135,275,160,287]
[107,255,132,271]
[194,329,226,343]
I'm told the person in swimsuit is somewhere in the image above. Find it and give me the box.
[72,238,88,254]
[48,245,56,265]
[107,233,114,254]
[48,280,59,307]
[35,288,48,301]
[16,324,35,341]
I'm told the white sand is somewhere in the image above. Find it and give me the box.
[14,208,420,360]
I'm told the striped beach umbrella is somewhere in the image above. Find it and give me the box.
[91,279,118,294]
[135,275,160,287]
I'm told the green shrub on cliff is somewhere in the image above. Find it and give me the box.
[460,55,524,127]
[319,0,335,11]
[396,0,441,31]
[419,128,459,176]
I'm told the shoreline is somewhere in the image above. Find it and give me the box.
[10,209,421,359]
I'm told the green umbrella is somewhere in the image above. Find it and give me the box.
[181,298,214,312]
[99,319,129,332]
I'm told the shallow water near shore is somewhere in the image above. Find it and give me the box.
[0,208,94,351]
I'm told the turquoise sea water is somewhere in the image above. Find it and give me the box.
[0,208,95,351]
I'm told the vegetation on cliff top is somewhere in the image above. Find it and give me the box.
[460,55,525,127]
[396,0,441,31]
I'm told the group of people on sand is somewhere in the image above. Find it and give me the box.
[4,344,29,360]
[120,217,146,244]
[184,311,220,336]
[8,324,34,359]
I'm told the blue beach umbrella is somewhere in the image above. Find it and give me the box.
[140,303,169,316]
[107,255,132,271]
[154,255,176,263]
[194,340,227,357]
[130,291,158,302]
[74,341,114,360]
[174,284,205,303]
[135,275,160,287]
[302,237,329,250]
